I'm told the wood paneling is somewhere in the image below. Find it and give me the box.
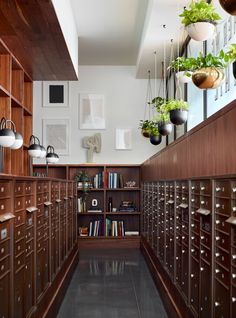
[0,0,77,80]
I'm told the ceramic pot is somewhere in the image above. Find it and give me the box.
[150,134,162,145]
[158,122,172,136]
[170,109,188,125]
[192,67,225,89]
[233,61,236,79]
[141,129,150,138]
[219,0,236,15]
[176,71,192,84]
[186,22,215,41]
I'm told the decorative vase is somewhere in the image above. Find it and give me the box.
[233,61,236,79]
[176,71,192,84]
[158,122,172,136]
[186,22,215,41]
[219,0,236,15]
[170,109,188,125]
[192,67,225,89]
[150,134,162,145]
[141,129,150,138]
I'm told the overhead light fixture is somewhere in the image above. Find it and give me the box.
[28,135,41,158]
[46,145,59,163]
[0,117,23,148]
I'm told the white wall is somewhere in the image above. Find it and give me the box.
[33,66,164,164]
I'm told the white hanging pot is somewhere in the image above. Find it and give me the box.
[176,71,192,84]
[186,22,215,41]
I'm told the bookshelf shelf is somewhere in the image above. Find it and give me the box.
[105,212,141,215]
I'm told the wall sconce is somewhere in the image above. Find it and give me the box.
[0,117,23,149]
[28,135,43,158]
[46,145,59,163]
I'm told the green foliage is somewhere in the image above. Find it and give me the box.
[164,99,189,112]
[74,170,91,194]
[179,0,221,26]
[194,51,227,69]
[145,121,159,136]
[150,96,165,112]
[224,44,236,63]
[139,119,152,130]
[154,111,170,124]
[168,56,197,72]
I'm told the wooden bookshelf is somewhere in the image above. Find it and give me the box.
[0,39,33,176]
[33,164,141,247]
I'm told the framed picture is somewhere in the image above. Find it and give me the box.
[43,81,69,107]
[115,128,132,150]
[79,94,105,129]
[42,119,70,155]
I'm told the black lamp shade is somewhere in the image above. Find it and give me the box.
[28,144,41,158]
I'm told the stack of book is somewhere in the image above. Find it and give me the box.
[106,219,125,237]
[93,172,104,188]
[89,220,103,236]
[119,200,136,212]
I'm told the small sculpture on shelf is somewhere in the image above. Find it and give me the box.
[125,181,136,188]
[82,133,101,163]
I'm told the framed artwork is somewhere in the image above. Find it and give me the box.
[115,128,132,150]
[42,119,70,155]
[43,81,69,107]
[79,94,105,129]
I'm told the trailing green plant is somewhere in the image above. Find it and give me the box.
[139,119,152,130]
[145,121,159,136]
[154,111,170,123]
[168,56,197,74]
[150,96,165,112]
[194,51,227,69]
[164,99,189,112]
[179,0,221,27]
[74,170,91,194]
[224,44,236,63]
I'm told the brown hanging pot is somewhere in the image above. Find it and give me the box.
[219,0,236,15]
[192,67,225,89]
[141,129,150,138]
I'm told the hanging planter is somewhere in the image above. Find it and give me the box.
[155,112,172,136]
[139,120,151,138]
[168,57,196,84]
[145,121,162,145]
[176,71,192,84]
[192,67,225,89]
[150,134,162,145]
[179,0,221,42]
[233,61,236,79]
[219,0,236,16]
[164,99,189,126]
[224,44,236,79]
[158,122,172,136]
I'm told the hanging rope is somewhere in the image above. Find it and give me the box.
[143,70,152,121]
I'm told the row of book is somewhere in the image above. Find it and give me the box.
[79,223,139,237]
[89,220,103,236]
[106,219,124,237]
[108,172,124,189]
[78,197,86,213]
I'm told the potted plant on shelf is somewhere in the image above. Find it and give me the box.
[191,51,226,89]
[168,56,197,83]
[146,121,162,145]
[139,119,152,138]
[164,99,189,125]
[179,0,221,42]
[224,44,236,79]
[155,112,173,136]
[74,170,91,193]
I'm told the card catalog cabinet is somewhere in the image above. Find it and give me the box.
[142,177,236,318]
[0,176,77,318]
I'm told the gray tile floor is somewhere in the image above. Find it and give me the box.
[57,249,168,318]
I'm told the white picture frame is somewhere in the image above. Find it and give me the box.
[43,81,69,107]
[79,93,105,129]
[115,128,132,150]
[42,119,70,155]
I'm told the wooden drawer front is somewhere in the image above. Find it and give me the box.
[232,266,236,284]
[0,272,10,318]
[14,270,24,318]
[14,239,25,257]
[0,240,9,260]
[214,280,230,318]
[26,240,33,255]
[232,247,236,266]
[37,215,44,228]
[15,252,25,272]
[191,219,200,234]
[14,225,25,241]
[215,265,230,287]
[25,227,34,241]
[190,257,199,313]
[37,228,44,241]
[43,192,49,202]
[15,182,24,196]
[200,262,212,317]
[37,194,43,205]
[215,180,231,197]
[44,217,49,228]
[0,182,10,198]
[0,256,10,275]
[190,247,200,259]
[37,239,44,252]
[200,247,211,263]
[25,182,33,195]
[14,196,25,212]
[215,214,230,234]
[25,256,34,316]
[232,285,236,316]
[26,214,34,228]
[215,198,231,216]
[200,232,211,247]
[201,215,212,233]
[37,182,44,193]
[52,182,59,191]
[191,195,200,208]
[199,196,212,210]
[0,198,11,214]
[191,181,200,194]
[215,231,230,251]
[14,210,25,227]
[0,222,10,241]
[191,234,200,247]
[44,206,50,219]
[37,205,43,216]
[25,195,33,208]
[181,182,188,193]
[200,180,211,195]
[190,210,200,221]
[43,182,49,192]
[215,247,230,268]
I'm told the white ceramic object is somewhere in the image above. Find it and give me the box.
[186,22,215,41]
[176,71,192,84]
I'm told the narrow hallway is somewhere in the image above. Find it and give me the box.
[57,249,168,318]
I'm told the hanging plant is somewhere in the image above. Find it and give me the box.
[164,99,189,125]
[224,44,236,79]
[168,56,196,83]
[145,121,162,145]
[219,0,236,16]
[191,51,226,89]
[139,120,152,138]
[151,96,165,112]
[155,112,173,136]
[179,0,221,42]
